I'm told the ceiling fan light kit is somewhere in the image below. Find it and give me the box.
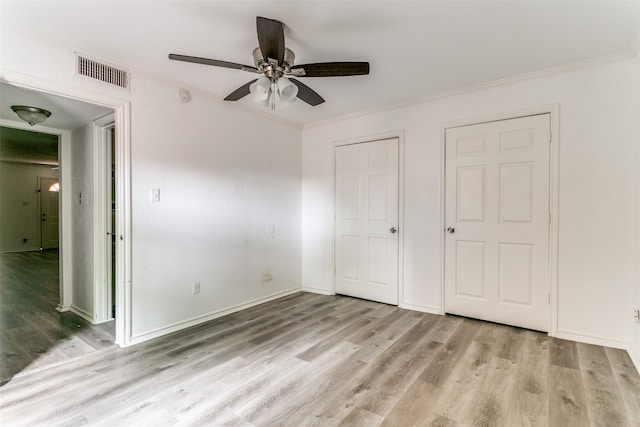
[169,16,370,110]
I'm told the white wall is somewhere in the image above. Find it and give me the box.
[302,57,637,349]
[0,160,58,252]
[130,76,302,339]
[70,124,95,319]
[632,51,640,367]
[1,31,302,343]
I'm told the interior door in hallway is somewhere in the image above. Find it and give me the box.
[445,114,551,331]
[39,177,59,249]
[334,138,399,305]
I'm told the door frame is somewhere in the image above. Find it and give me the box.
[93,113,115,323]
[331,131,405,306]
[0,71,133,347]
[440,104,560,336]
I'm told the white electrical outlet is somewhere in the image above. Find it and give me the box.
[192,282,200,295]
[635,309,640,324]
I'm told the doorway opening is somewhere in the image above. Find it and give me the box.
[1,77,131,346]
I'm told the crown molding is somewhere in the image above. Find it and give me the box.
[304,50,636,130]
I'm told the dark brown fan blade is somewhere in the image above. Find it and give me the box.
[290,62,370,77]
[289,79,325,106]
[169,54,259,73]
[224,79,258,101]
[256,17,285,65]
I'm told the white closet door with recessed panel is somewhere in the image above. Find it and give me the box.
[335,138,399,305]
[445,114,550,331]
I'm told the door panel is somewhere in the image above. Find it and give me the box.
[445,114,550,331]
[39,177,59,249]
[335,138,399,305]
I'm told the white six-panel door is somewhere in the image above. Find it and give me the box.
[335,138,399,305]
[445,114,550,331]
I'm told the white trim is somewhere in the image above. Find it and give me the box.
[114,103,132,347]
[0,158,58,166]
[556,329,628,351]
[1,70,133,347]
[128,287,301,346]
[70,304,94,324]
[629,343,640,375]
[331,131,405,306]
[440,104,560,335]
[302,286,334,296]
[399,302,441,315]
[438,126,447,315]
[93,113,115,324]
[305,51,633,130]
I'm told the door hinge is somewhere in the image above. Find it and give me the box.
[548,293,551,304]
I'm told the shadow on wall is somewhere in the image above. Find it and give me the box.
[0,249,115,385]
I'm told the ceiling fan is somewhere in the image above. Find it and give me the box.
[169,16,370,109]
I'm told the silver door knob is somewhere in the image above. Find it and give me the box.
[447,227,455,234]
[390,227,397,234]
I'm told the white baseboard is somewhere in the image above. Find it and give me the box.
[301,286,334,296]
[400,302,442,315]
[69,305,95,324]
[56,304,71,312]
[555,329,627,350]
[629,341,640,374]
[128,287,301,346]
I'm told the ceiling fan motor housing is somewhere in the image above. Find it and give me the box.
[253,47,295,79]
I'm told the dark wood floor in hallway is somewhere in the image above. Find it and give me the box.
[0,249,115,383]
[1,288,639,426]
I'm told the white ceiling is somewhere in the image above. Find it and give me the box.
[2,1,639,126]
[0,83,112,130]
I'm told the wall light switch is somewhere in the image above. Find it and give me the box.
[151,188,160,202]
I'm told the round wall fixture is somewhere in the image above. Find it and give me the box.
[177,88,191,102]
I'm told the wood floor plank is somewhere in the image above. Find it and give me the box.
[337,407,383,427]
[418,317,483,386]
[605,347,640,423]
[550,336,580,369]
[463,355,519,426]
[577,343,628,426]
[505,330,550,426]
[549,364,591,426]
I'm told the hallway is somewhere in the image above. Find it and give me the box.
[0,249,115,383]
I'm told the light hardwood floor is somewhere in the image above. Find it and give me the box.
[1,254,639,425]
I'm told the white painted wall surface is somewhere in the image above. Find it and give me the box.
[130,76,302,339]
[0,161,58,252]
[70,125,95,319]
[632,51,640,368]
[2,31,302,342]
[302,57,637,348]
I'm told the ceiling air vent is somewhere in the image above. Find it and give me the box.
[76,54,129,89]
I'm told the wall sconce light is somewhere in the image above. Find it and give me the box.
[10,105,52,126]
